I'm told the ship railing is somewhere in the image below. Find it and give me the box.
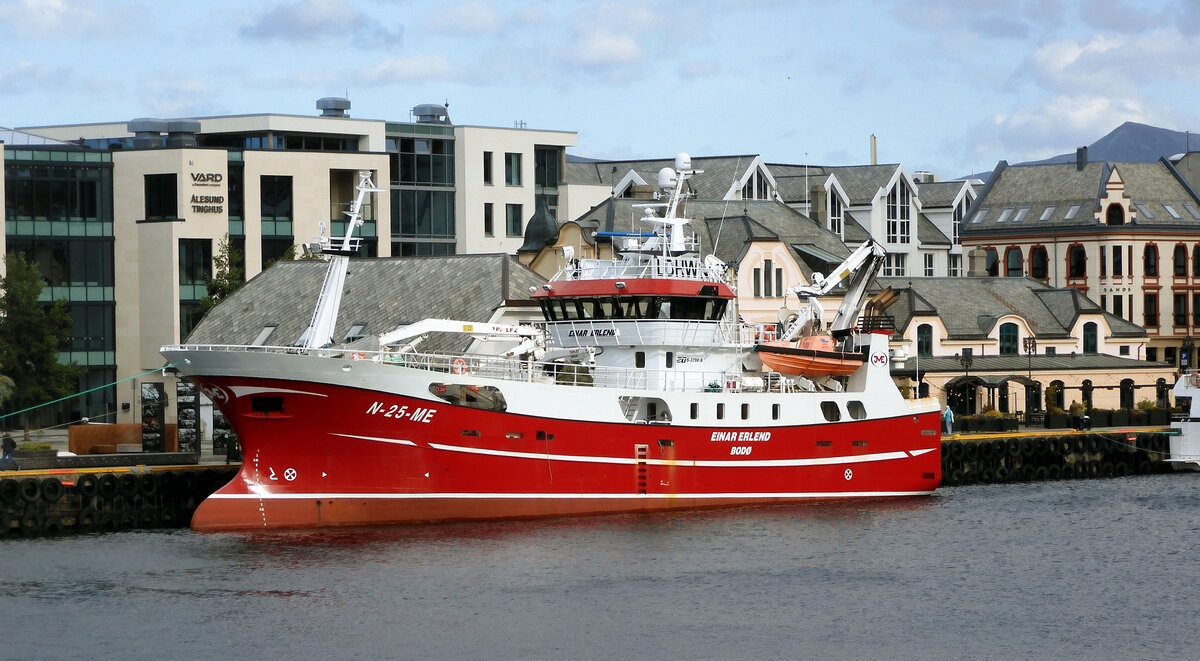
[552,256,727,283]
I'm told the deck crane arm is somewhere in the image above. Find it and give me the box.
[378,319,546,358]
[778,239,887,342]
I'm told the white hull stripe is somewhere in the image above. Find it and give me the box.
[210,490,936,501]
[427,441,927,468]
[230,386,328,398]
[332,433,418,446]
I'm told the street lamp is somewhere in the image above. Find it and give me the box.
[1023,336,1037,380]
[957,351,974,414]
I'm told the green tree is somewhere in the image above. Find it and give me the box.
[197,233,245,317]
[0,254,80,426]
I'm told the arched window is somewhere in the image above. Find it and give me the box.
[1068,245,1087,278]
[999,322,1019,355]
[1193,244,1200,277]
[1030,246,1048,279]
[1106,204,1125,226]
[1050,379,1065,411]
[1083,321,1098,354]
[1144,243,1158,277]
[1005,247,1022,277]
[1175,244,1188,277]
[1120,378,1135,410]
[916,323,933,357]
[985,248,999,277]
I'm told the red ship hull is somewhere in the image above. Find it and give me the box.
[188,374,941,531]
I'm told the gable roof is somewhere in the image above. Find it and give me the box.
[186,254,545,352]
[826,164,902,205]
[565,155,768,201]
[877,276,1146,340]
[963,158,1200,234]
[568,198,851,282]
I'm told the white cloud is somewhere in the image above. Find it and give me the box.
[425,1,502,35]
[970,94,1157,164]
[1023,31,1200,93]
[238,0,403,49]
[0,62,63,94]
[362,55,459,84]
[0,0,142,39]
[567,28,643,68]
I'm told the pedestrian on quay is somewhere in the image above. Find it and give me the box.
[1,431,18,471]
[942,405,954,436]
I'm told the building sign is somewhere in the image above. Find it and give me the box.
[189,171,225,214]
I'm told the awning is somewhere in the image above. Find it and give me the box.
[944,374,1039,389]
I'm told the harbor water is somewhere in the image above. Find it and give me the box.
[2,474,1198,660]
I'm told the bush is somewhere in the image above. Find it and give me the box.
[17,442,52,451]
[1136,399,1159,411]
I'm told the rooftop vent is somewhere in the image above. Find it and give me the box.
[127,118,168,148]
[165,119,201,148]
[317,97,351,118]
[412,103,451,125]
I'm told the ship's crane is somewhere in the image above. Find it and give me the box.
[778,239,887,342]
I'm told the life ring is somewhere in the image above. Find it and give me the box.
[451,357,468,375]
[352,352,366,361]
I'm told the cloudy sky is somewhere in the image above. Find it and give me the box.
[2,0,1197,177]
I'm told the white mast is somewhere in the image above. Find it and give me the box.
[298,170,382,348]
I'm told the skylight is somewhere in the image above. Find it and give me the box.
[1185,203,1200,220]
[996,207,1014,223]
[1064,204,1081,220]
[971,208,990,224]
[1039,205,1057,221]
[1163,203,1182,219]
[251,325,277,346]
[1135,203,1155,219]
[1012,206,1030,222]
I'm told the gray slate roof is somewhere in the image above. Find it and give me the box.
[186,254,545,353]
[569,198,851,282]
[892,352,1168,377]
[828,164,900,205]
[877,276,1147,340]
[963,159,1200,234]
[917,214,951,246]
[916,180,967,208]
[565,155,763,200]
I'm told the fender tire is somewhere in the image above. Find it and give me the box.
[41,477,64,503]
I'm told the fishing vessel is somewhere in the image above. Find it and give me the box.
[162,156,942,531]
[1168,371,1200,470]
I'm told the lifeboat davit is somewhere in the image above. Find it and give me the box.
[754,334,865,377]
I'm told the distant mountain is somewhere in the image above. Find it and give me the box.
[1023,121,1197,165]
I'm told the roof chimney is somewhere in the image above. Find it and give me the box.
[165,119,200,148]
[870,134,877,165]
[1076,146,1088,171]
[412,104,451,125]
[127,118,168,148]
[966,247,988,277]
[317,97,351,118]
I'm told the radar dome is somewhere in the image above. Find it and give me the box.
[675,153,692,170]
[657,167,677,189]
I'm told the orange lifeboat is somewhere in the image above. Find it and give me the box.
[753,334,865,377]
